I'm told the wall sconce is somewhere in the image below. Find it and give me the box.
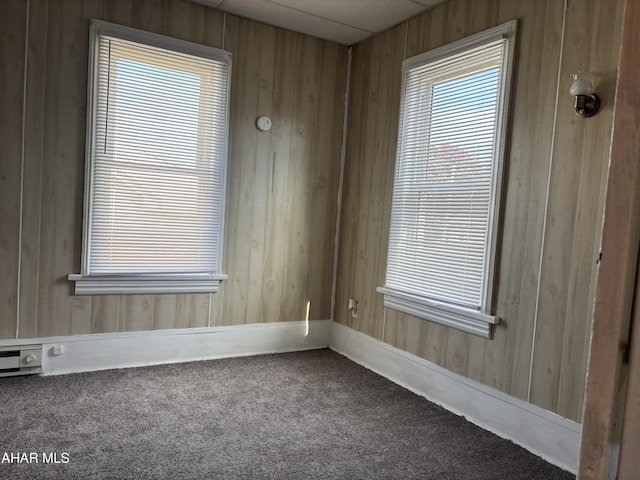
[570,73,600,118]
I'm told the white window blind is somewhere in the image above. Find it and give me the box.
[379,21,516,338]
[69,20,231,295]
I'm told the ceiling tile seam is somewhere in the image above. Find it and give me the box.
[266,0,374,34]
[356,2,442,46]
[408,0,442,6]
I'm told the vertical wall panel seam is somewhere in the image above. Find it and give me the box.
[16,0,31,339]
[163,0,168,34]
[310,40,324,319]
[528,0,569,402]
[222,12,226,49]
[213,10,227,328]
[329,46,352,321]
[34,0,48,338]
[381,307,387,342]
[404,19,408,59]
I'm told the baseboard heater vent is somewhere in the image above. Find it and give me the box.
[0,345,42,377]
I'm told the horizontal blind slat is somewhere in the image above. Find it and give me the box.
[88,33,229,275]
[387,38,507,308]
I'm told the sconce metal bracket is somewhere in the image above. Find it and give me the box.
[575,94,600,117]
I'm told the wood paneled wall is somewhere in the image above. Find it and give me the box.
[0,0,346,338]
[335,0,624,422]
[0,0,625,424]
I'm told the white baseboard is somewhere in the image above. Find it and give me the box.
[328,321,580,474]
[1,319,580,472]
[0,320,330,375]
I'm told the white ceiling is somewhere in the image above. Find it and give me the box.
[190,0,447,45]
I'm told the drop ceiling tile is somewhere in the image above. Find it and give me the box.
[190,0,449,45]
[270,0,426,33]
[219,0,370,44]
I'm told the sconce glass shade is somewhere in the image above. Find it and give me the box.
[570,73,599,118]
[569,78,593,96]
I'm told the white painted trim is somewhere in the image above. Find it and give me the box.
[78,19,231,282]
[89,19,232,64]
[402,20,517,70]
[386,21,517,335]
[0,320,330,376]
[377,287,499,338]
[328,321,580,474]
[1,319,579,473]
[68,273,228,295]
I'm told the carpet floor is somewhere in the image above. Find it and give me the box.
[0,349,574,479]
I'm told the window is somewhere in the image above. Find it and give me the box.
[69,20,231,295]
[377,21,517,338]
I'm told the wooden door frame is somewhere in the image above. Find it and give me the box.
[616,253,640,477]
[579,0,640,478]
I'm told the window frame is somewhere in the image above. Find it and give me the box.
[69,19,231,295]
[378,20,517,338]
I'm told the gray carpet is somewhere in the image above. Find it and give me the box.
[0,349,574,479]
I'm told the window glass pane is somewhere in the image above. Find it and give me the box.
[113,59,201,169]
[86,29,230,276]
[386,37,508,311]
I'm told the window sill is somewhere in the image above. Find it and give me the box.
[68,273,228,295]
[376,287,499,339]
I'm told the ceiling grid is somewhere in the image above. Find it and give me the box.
[190,0,446,45]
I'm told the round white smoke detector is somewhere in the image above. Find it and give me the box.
[256,115,272,132]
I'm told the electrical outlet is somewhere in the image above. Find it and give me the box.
[348,298,359,318]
